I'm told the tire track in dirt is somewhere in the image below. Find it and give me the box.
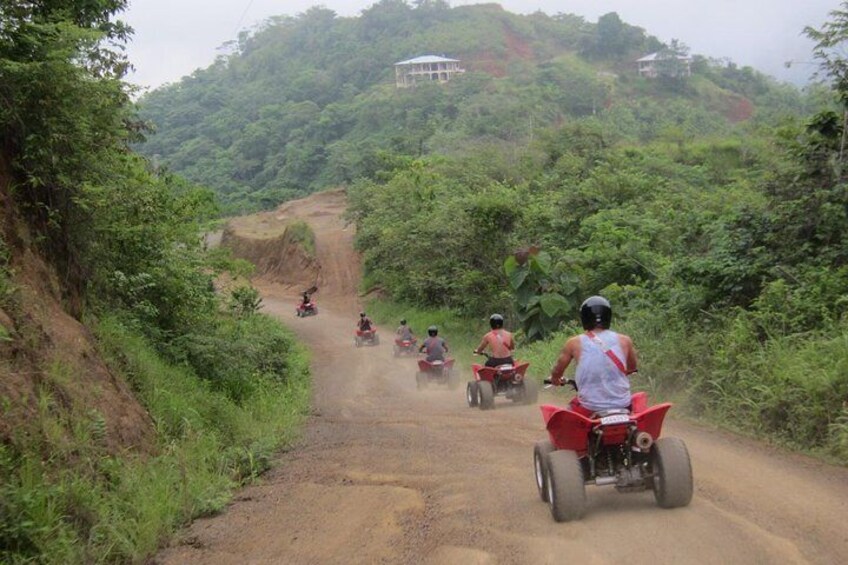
[156,190,848,565]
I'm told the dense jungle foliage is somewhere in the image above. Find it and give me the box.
[341,4,848,462]
[137,0,809,213]
[0,1,309,562]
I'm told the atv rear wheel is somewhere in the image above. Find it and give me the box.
[534,440,555,502]
[546,450,587,522]
[393,345,399,357]
[416,372,427,390]
[478,380,494,410]
[466,381,479,407]
[355,337,362,347]
[651,437,693,509]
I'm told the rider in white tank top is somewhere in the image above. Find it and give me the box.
[576,330,631,412]
[548,296,638,414]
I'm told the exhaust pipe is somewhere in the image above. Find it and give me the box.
[634,431,653,451]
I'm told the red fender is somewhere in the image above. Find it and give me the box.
[542,395,673,452]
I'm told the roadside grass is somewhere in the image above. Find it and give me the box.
[703,325,848,463]
[0,313,310,564]
[286,220,316,257]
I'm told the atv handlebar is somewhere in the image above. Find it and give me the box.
[543,378,578,391]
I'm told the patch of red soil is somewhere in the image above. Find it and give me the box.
[725,95,755,123]
[503,23,534,61]
[461,20,535,78]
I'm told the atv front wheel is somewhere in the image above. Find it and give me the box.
[534,440,555,502]
[546,450,587,522]
[651,437,693,509]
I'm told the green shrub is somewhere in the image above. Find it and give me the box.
[287,220,316,257]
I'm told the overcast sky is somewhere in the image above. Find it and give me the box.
[123,0,839,92]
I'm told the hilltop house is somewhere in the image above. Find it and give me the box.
[395,56,465,88]
[636,52,692,78]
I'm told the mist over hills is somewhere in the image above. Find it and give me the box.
[138,1,810,212]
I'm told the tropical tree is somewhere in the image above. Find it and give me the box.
[504,248,577,340]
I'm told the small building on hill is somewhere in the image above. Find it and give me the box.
[636,52,692,78]
[395,55,465,88]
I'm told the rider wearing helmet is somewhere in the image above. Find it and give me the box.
[549,296,638,415]
[474,313,515,368]
[357,312,373,332]
[419,325,448,362]
[396,319,416,342]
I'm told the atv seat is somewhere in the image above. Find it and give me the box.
[592,408,630,418]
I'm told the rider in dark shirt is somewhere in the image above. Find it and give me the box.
[419,326,448,362]
[358,312,373,331]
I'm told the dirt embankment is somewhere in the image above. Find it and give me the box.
[224,188,361,305]
[0,157,153,454]
[221,225,319,290]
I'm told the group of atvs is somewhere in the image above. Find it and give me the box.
[390,330,537,403]
[297,295,693,522]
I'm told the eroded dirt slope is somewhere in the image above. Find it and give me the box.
[0,157,152,454]
[157,189,848,565]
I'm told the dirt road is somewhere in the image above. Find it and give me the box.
[157,191,848,565]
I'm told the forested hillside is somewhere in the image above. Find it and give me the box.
[138,0,808,213]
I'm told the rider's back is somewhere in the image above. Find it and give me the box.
[422,336,446,361]
[575,330,630,412]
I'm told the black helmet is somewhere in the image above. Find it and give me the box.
[580,296,612,330]
[359,312,366,317]
[400,319,407,325]
[489,313,504,329]
[427,325,438,336]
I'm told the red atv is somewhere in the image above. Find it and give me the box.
[295,301,318,317]
[466,353,538,410]
[534,379,693,522]
[416,357,458,390]
[354,327,379,347]
[393,337,418,357]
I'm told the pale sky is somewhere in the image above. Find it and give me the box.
[123,0,838,92]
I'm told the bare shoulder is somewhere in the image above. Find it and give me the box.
[617,333,634,347]
[565,335,581,351]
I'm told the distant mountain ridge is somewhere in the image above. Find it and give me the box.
[137,0,806,213]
